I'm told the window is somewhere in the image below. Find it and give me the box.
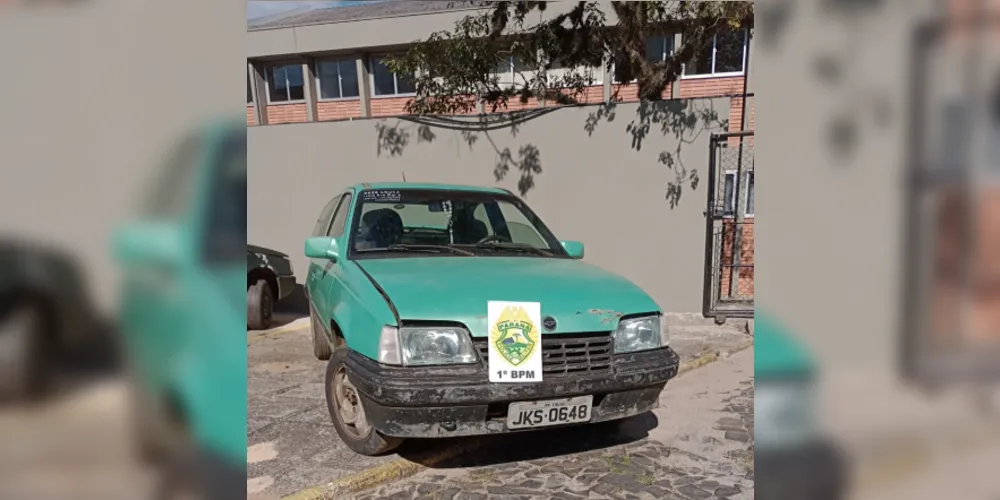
[494,53,536,88]
[267,63,305,103]
[645,35,674,63]
[202,130,247,264]
[327,194,353,237]
[247,73,253,104]
[349,189,567,257]
[316,58,359,100]
[683,28,747,77]
[142,133,203,219]
[371,57,416,97]
[723,171,754,217]
[313,195,341,237]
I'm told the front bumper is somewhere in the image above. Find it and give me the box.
[345,346,679,438]
[755,439,849,500]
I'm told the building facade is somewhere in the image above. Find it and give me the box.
[246,1,756,317]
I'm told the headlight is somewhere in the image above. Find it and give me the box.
[755,381,817,451]
[613,315,664,353]
[377,326,478,366]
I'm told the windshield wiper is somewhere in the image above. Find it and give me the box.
[471,241,553,257]
[377,244,475,256]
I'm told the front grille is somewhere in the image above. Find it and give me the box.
[473,332,613,377]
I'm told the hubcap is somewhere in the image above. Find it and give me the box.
[332,365,371,438]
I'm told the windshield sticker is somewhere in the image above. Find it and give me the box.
[362,190,402,202]
[488,301,543,383]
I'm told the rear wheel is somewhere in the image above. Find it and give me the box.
[310,309,332,361]
[325,342,402,456]
[0,303,50,402]
[246,280,273,331]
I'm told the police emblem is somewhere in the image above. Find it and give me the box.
[492,305,539,366]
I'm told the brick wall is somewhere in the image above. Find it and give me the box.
[718,219,754,299]
[727,95,755,146]
[246,105,256,126]
[317,99,362,121]
[678,76,744,99]
[611,83,672,102]
[371,96,414,117]
[266,103,309,124]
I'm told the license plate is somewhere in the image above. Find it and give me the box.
[506,395,594,430]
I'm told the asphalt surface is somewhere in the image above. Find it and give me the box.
[247,319,754,499]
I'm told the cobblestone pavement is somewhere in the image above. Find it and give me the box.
[351,349,755,500]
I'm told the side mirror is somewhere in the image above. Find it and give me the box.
[561,240,585,259]
[113,222,186,267]
[304,237,339,261]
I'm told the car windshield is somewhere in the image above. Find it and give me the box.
[350,189,568,258]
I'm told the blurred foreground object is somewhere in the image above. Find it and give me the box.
[900,10,1000,396]
[113,120,247,500]
[755,311,848,500]
[0,239,104,402]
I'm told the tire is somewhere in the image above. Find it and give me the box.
[246,279,274,331]
[325,344,403,456]
[310,308,332,361]
[0,303,50,402]
[156,445,245,500]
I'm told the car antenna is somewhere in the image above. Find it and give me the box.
[401,172,407,182]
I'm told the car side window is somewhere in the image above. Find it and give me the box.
[143,133,203,220]
[326,193,353,237]
[202,129,247,264]
[313,195,341,237]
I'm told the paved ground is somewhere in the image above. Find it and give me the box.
[246,318,753,499]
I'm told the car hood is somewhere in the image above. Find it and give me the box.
[356,257,660,337]
[755,311,816,380]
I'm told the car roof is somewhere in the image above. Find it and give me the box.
[348,182,512,195]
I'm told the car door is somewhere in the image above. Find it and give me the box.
[317,192,354,320]
[119,132,205,392]
[306,195,340,315]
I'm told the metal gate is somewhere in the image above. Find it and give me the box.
[703,131,754,320]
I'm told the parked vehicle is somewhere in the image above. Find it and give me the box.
[246,244,296,330]
[304,183,680,456]
[113,120,246,499]
[754,311,847,500]
[0,239,102,402]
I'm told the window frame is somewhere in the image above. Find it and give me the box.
[722,170,754,218]
[326,192,354,237]
[369,56,417,98]
[264,61,307,105]
[247,69,254,104]
[610,34,675,85]
[681,29,748,80]
[315,57,361,102]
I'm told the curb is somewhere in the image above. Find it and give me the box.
[676,339,754,376]
[279,339,755,500]
[248,319,311,344]
[280,442,479,500]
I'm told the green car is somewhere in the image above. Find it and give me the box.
[304,183,680,456]
[246,244,296,330]
[113,121,246,499]
[754,311,847,500]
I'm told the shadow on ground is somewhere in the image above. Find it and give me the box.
[397,411,659,468]
[270,283,309,329]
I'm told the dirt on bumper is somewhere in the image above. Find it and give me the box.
[344,346,679,438]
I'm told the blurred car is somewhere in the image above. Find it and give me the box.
[113,120,246,500]
[754,311,847,500]
[305,183,680,456]
[246,244,295,330]
[0,239,101,401]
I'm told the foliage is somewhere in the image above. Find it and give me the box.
[386,1,753,114]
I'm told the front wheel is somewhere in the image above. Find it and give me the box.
[310,309,332,361]
[325,347,403,456]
